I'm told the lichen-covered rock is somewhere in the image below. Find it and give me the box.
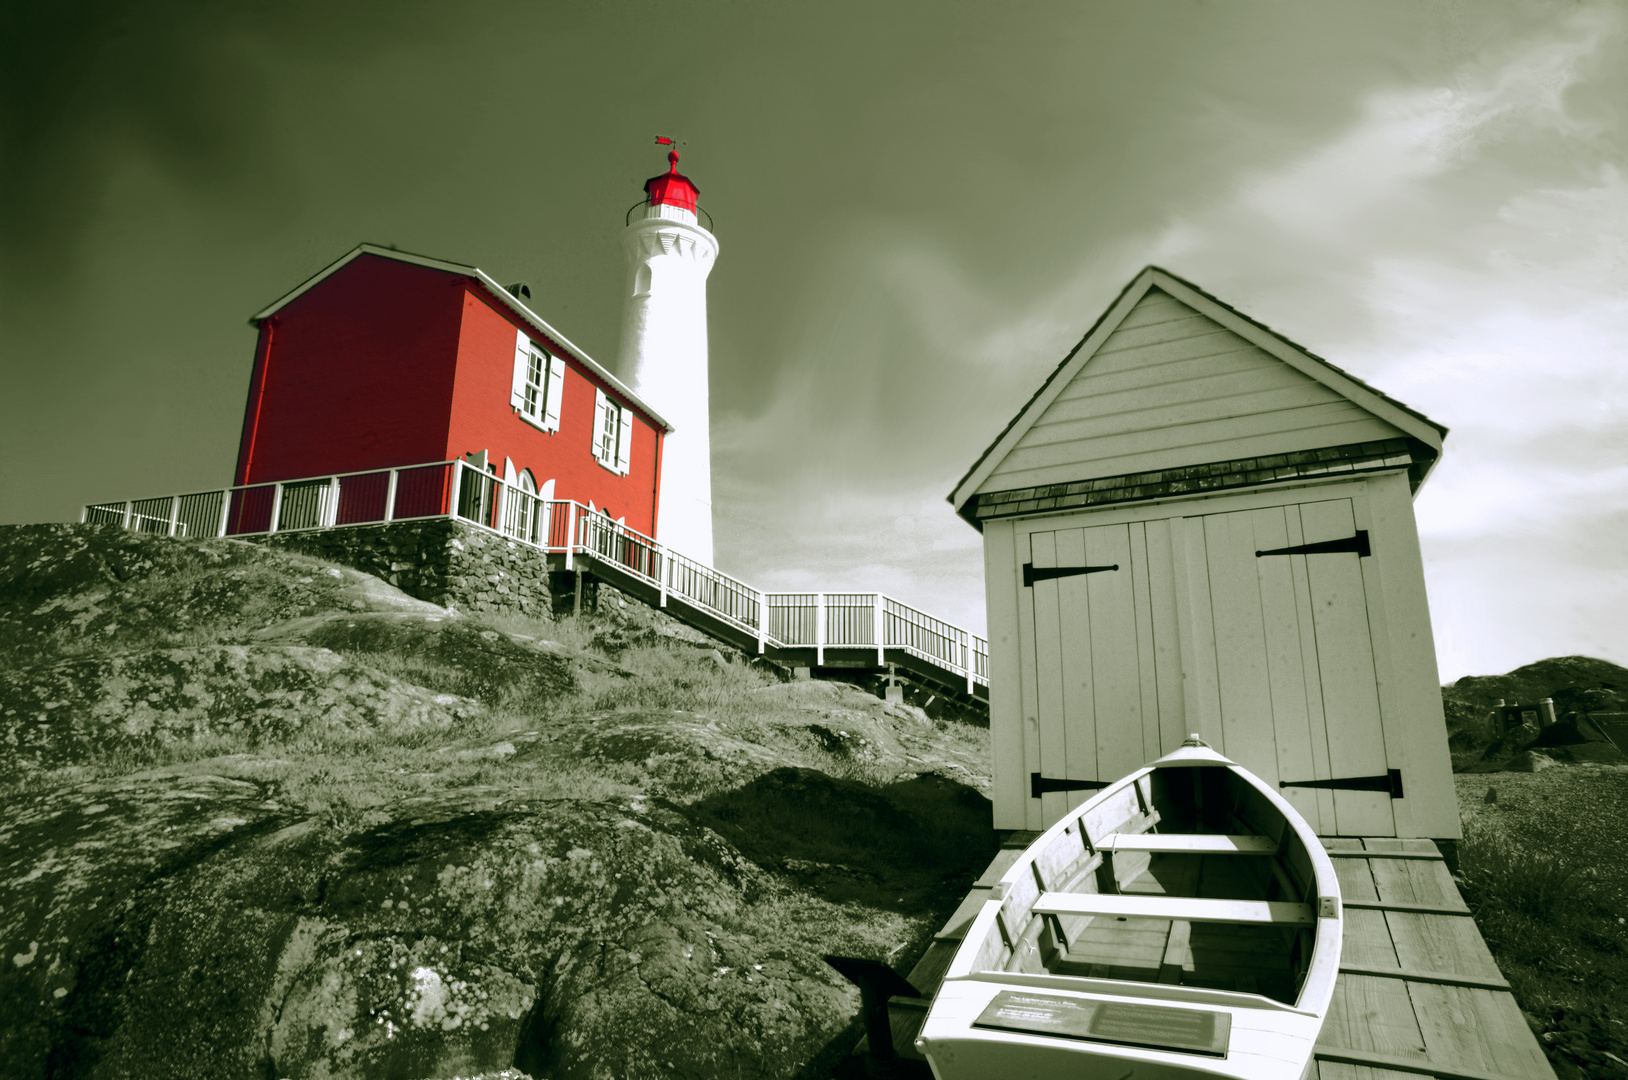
[0,777,871,1080]
[0,524,446,667]
[263,612,586,713]
[0,646,480,778]
[0,525,995,1079]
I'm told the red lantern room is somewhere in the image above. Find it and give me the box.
[643,151,700,215]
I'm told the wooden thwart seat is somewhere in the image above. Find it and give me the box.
[1101,833,1275,855]
[1033,891,1314,927]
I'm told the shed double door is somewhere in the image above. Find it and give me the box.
[1018,491,1398,836]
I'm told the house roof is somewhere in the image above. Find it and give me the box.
[249,243,674,432]
[948,265,1448,516]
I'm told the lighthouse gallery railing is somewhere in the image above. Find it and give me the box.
[83,460,989,692]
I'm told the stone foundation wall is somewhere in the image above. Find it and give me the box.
[252,520,560,619]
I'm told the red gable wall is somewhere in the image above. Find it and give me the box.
[235,255,463,485]
[447,288,663,537]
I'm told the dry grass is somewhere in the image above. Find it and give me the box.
[1456,768,1628,1079]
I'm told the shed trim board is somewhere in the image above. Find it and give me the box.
[949,267,1447,524]
[251,243,673,433]
[985,472,1458,839]
[971,437,1423,522]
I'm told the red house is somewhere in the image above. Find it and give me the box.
[234,244,670,536]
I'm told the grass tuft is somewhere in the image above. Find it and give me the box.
[1457,823,1594,916]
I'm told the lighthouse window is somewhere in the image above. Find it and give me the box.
[592,388,634,475]
[510,330,565,432]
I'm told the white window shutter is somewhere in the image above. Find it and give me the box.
[511,330,530,410]
[592,388,609,463]
[544,356,566,431]
[616,406,633,474]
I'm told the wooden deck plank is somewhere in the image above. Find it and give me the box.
[1371,856,1465,909]
[1364,838,1441,856]
[1338,963,1509,992]
[1386,912,1502,979]
[1408,983,1556,1079]
[1315,1046,1548,1080]
[933,886,991,940]
[1335,856,1381,901]
[1342,907,1401,968]
[1312,1061,1428,1080]
[905,939,959,998]
[1322,973,1428,1059]
[1344,899,1473,917]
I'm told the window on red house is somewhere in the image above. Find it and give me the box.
[511,331,565,432]
[592,389,633,475]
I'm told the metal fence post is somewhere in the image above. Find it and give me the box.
[447,461,463,520]
[564,502,576,571]
[815,592,825,668]
[658,545,669,607]
[964,630,974,694]
[268,483,284,534]
[383,469,398,523]
[217,491,232,537]
[167,495,181,537]
[874,595,884,666]
[122,501,133,530]
[326,476,341,528]
[757,590,768,654]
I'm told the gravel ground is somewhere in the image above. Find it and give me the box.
[1456,764,1628,905]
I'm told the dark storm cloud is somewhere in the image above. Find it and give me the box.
[0,0,439,287]
[0,0,1622,677]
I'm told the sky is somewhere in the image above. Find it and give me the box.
[0,0,1623,682]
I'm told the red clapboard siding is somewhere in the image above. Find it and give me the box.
[446,287,662,537]
[235,255,462,485]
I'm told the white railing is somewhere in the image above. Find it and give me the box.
[83,460,990,691]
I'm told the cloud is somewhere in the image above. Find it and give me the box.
[712,2,1628,674]
[1132,3,1628,680]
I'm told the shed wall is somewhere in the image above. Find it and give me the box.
[985,475,1458,840]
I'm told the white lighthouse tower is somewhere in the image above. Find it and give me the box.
[615,150,720,565]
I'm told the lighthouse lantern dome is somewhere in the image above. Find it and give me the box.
[644,151,700,216]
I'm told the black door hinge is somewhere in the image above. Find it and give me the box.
[1280,768,1403,799]
[1256,530,1370,558]
[1031,773,1112,799]
[1023,563,1119,587]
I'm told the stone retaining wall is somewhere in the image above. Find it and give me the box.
[252,520,560,618]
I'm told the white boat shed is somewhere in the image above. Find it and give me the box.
[951,267,1458,842]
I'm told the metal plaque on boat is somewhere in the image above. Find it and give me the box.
[973,991,1230,1056]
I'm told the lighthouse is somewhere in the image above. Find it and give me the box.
[615,150,720,564]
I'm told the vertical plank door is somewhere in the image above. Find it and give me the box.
[1020,522,1162,827]
[1182,496,1396,837]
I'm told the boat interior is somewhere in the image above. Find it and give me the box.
[977,764,1322,1006]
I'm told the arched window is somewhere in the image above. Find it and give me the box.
[519,469,537,495]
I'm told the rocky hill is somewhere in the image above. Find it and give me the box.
[0,524,995,1080]
[1442,655,1628,772]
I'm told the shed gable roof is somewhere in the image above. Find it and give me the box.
[949,267,1446,523]
[251,243,672,432]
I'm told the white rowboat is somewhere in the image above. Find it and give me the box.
[915,736,1342,1080]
